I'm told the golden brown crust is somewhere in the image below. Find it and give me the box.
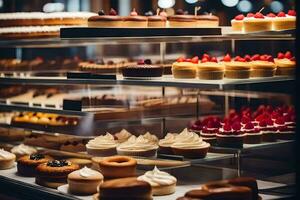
[36,162,80,177]
[223,61,251,70]
[99,155,137,167]
[124,16,148,21]
[18,155,53,167]
[251,61,276,70]
[88,15,123,21]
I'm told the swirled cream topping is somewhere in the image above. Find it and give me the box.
[0,149,15,159]
[11,144,37,155]
[86,133,117,149]
[158,133,178,147]
[143,132,158,145]
[117,135,158,151]
[115,129,132,142]
[79,166,100,178]
[171,129,210,149]
[137,166,177,187]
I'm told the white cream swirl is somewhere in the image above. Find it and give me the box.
[115,129,132,143]
[158,133,178,147]
[86,133,117,149]
[117,135,158,151]
[171,129,210,149]
[143,132,159,145]
[0,149,15,159]
[11,144,37,155]
[137,166,177,187]
[79,166,99,178]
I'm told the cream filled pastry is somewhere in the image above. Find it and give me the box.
[0,149,16,169]
[11,144,37,159]
[115,129,132,143]
[86,133,117,156]
[68,166,104,195]
[171,129,210,158]
[137,166,177,196]
[117,135,158,157]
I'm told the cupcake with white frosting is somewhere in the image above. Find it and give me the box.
[117,135,158,157]
[171,129,210,158]
[137,166,177,196]
[114,129,132,143]
[67,166,104,195]
[11,144,37,159]
[0,149,16,169]
[158,133,178,154]
[142,132,159,145]
[86,133,117,156]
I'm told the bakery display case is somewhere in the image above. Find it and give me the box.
[0,2,296,200]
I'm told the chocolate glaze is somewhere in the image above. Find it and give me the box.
[124,15,148,21]
[88,15,123,21]
[168,15,197,22]
[148,15,167,21]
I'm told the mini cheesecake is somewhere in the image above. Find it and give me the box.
[231,14,244,32]
[197,54,225,80]
[272,10,296,31]
[172,56,198,79]
[244,12,272,33]
[222,54,251,79]
[217,122,245,148]
[88,9,123,27]
[274,51,295,76]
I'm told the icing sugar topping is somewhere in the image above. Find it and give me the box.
[137,166,177,186]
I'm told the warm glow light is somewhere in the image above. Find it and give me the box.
[237,0,252,12]
[43,3,64,13]
[221,0,239,7]
[158,0,175,9]
[185,0,198,4]
[270,1,283,13]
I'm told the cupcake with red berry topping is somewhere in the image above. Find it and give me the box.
[231,14,244,32]
[250,54,276,77]
[172,56,198,79]
[222,54,252,79]
[188,119,203,134]
[200,119,220,145]
[217,122,245,148]
[275,117,295,140]
[272,10,296,31]
[243,122,262,144]
[274,51,295,76]
[258,118,277,142]
[244,12,272,33]
[197,54,225,80]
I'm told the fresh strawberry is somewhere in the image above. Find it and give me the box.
[247,13,254,17]
[191,56,199,64]
[267,13,276,17]
[277,52,285,59]
[237,57,246,62]
[176,57,185,62]
[254,12,264,19]
[210,57,218,63]
[223,54,231,62]
[201,57,209,63]
[109,8,117,16]
[251,54,260,61]
[285,51,292,59]
[235,14,244,20]
[260,55,268,61]
[244,54,251,61]
[290,57,296,61]
[288,10,296,16]
[245,122,254,129]
[202,53,210,60]
[277,11,286,17]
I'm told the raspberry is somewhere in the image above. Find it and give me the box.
[275,117,285,125]
[244,54,251,61]
[259,120,267,127]
[266,118,273,126]
[201,57,209,63]
[232,122,242,131]
[251,54,260,61]
[207,120,215,129]
[288,10,296,16]
[285,51,292,59]
[223,123,232,131]
[241,116,251,124]
[247,13,254,17]
[210,57,218,63]
[203,54,210,60]
[267,13,276,17]
[245,122,254,129]
[235,14,244,20]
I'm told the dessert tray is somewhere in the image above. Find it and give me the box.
[60,27,221,38]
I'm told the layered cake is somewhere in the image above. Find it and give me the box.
[243,12,272,33]
[250,54,276,77]
[88,9,123,27]
[122,59,163,79]
[217,122,245,148]
[168,9,197,27]
[231,14,244,32]
[243,122,262,144]
[123,9,148,28]
[274,51,295,76]
[200,117,221,144]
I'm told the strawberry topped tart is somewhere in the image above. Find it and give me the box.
[217,122,245,148]
[231,14,244,32]
[243,12,272,33]
[222,54,252,79]
[256,118,277,142]
[274,51,295,76]
[172,56,198,79]
[197,54,225,80]
[250,54,276,77]
[243,122,262,144]
[271,10,296,31]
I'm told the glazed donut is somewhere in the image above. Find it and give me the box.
[98,155,137,179]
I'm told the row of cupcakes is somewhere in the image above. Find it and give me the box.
[231,10,296,33]
[172,51,295,80]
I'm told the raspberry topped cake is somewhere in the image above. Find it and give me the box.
[250,54,276,77]
[217,122,245,148]
[200,117,221,144]
[274,51,295,76]
[243,122,262,144]
[188,119,203,134]
[257,118,277,142]
[231,14,244,32]
[275,117,294,140]
[272,10,296,31]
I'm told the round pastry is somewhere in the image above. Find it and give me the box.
[243,122,262,144]
[123,9,148,28]
[256,118,277,142]
[0,149,16,170]
[117,135,158,157]
[197,55,225,80]
[67,158,92,168]
[172,57,198,79]
[274,117,294,140]
[114,129,132,143]
[68,166,104,195]
[137,166,177,196]
[99,177,152,200]
[35,160,80,188]
[196,14,219,27]
[88,9,123,27]
[274,51,295,76]
[0,12,45,27]
[98,155,137,179]
[222,54,251,79]
[147,15,167,27]
[243,12,272,33]
[171,129,210,158]
[231,14,244,32]
[10,144,37,159]
[200,119,220,145]
[168,9,197,27]
[250,54,276,77]
[17,154,53,176]
[121,59,163,79]
[217,122,245,148]
[158,133,178,154]
[142,132,158,145]
[86,133,117,156]
[272,11,296,31]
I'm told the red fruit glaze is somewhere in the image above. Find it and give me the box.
[191,56,199,64]
[285,51,292,59]
[247,13,254,17]
[223,54,231,62]
[288,10,296,16]
[277,52,285,59]
[277,11,286,17]
[267,13,276,17]
[254,12,264,19]
[235,14,244,20]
